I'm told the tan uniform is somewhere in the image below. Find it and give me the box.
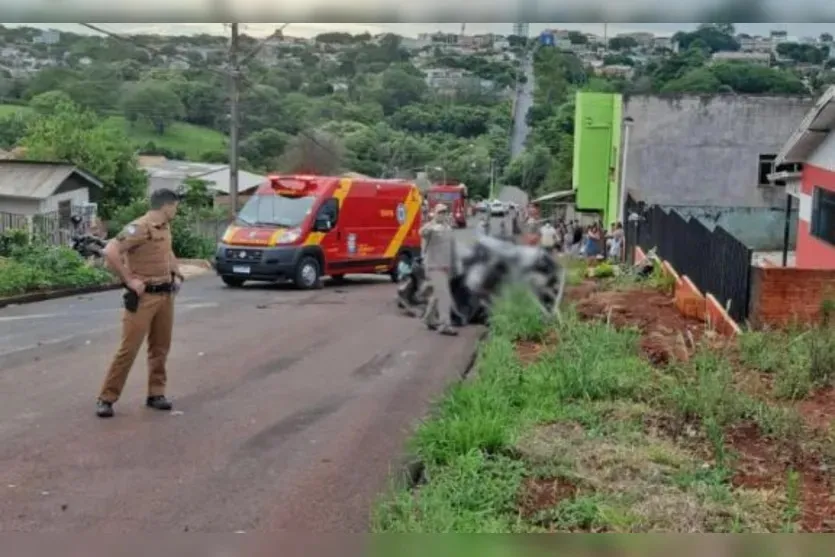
[420,219,455,330]
[98,211,179,403]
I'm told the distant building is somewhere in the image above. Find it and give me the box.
[596,65,634,79]
[711,51,771,66]
[773,86,835,268]
[0,160,102,219]
[32,29,60,45]
[652,36,674,51]
[138,158,266,198]
[737,35,773,53]
[618,32,655,48]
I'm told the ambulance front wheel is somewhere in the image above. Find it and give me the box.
[222,276,245,288]
[294,255,321,289]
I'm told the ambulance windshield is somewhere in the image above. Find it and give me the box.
[237,194,316,228]
[428,191,461,203]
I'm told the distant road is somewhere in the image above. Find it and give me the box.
[510,52,535,158]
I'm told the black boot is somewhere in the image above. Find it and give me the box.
[96,400,114,418]
[146,396,173,411]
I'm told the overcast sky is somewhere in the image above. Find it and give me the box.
[9,23,835,40]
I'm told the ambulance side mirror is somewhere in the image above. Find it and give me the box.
[313,216,332,232]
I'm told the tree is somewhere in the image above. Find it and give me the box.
[608,36,638,51]
[567,31,588,45]
[279,130,345,175]
[30,90,73,114]
[376,64,427,115]
[120,80,185,135]
[240,128,290,171]
[673,24,739,53]
[21,99,147,218]
[661,67,722,93]
[822,33,833,44]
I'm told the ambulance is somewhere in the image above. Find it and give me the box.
[215,175,423,289]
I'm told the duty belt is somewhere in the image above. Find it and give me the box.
[144,282,175,294]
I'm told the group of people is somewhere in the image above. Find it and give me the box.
[538,219,624,261]
[477,205,528,240]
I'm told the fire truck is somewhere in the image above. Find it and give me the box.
[426,184,468,228]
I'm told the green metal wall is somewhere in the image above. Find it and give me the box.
[572,92,622,226]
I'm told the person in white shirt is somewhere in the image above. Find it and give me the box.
[539,222,558,256]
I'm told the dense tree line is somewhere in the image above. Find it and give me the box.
[0,27,519,202]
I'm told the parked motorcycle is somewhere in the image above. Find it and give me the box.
[69,215,106,259]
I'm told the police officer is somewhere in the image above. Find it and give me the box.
[419,204,458,336]
[95,189,184,418]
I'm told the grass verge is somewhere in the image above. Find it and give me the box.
[372,275,835,533]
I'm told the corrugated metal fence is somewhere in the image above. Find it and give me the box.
[625,195,753,323]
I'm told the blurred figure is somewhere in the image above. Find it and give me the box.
[539,221,558,257]
[608,221,624,261]
[419,204,458,336]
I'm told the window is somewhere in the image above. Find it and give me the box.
[317,198,339,226]
[758,154,802,186]
[236,194,316,228]
[811,187,835,246]
[428,191,461,203]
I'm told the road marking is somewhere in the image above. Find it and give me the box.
[0,303,220,358]
[0,302,219,322]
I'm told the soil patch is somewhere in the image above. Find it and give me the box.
[796,387,835,433]
[518,476,578,518]
[514,331,559,364]
[726,421,835,532]
[575,288,704,365]
[565,280,599,303]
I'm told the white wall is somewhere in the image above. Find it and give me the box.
[39,188,89,213]
[0,196,40,215]
[807,131,835,172]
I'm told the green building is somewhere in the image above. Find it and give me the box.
[572,92,623,226]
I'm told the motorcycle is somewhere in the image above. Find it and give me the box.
[397,236,566,326]
[69,215,106,260]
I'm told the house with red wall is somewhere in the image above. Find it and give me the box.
[773,86,835,269]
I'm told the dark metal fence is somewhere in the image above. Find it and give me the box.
[624,195,753,323]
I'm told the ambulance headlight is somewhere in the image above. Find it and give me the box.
[276,227,302,244]
[221,225,237,243]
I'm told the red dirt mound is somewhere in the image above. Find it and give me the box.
[575,288,705,365]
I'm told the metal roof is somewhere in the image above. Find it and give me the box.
[0,160,104,199]
[140,158,267,195]
[776,85,835,165]
[532,190,575,203]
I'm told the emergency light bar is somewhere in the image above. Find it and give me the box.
[269,176,316,196]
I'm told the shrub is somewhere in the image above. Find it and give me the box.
[0,241,114,296]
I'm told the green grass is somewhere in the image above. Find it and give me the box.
[101,116,227,160]
[0,103,227,161]
[372,284,805,533]
[0,103,32,117]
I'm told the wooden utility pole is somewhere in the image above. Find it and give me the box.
[228,23,240,218]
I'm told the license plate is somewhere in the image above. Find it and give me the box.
[232,265,251,274]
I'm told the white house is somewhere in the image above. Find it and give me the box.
[0,160,103,223]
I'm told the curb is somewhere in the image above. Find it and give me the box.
[0,281,121,309]
[178,259,214,270]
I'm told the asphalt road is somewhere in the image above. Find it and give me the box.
[0,230,483,532]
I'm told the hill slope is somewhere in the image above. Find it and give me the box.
[0,104,227,160]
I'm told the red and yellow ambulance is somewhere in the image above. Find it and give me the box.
[215,175,423,289]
